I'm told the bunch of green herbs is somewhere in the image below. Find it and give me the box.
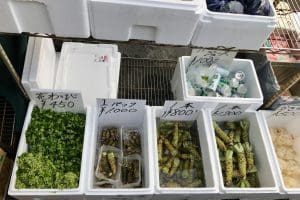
[16,107,85,189]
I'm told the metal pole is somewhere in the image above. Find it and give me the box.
[0,43,30,100]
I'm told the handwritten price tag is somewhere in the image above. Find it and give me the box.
[97,99,146,125]
[272,105,300,117]
[161,101,204,121]
[212,104,249,117]
[187,48,237,70]
[31,89,85,113]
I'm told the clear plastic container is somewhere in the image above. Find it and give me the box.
[98,127,121,148]
[120,155,142,188]
[95,145,122,184]
[121,128,142,156]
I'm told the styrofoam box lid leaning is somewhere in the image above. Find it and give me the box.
[29,37,57,89]
[55,43,120,106]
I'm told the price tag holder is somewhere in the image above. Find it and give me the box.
[272,105,300,117]
[97,99,146,124]
[212,104,249,117]
[160,101,204,121]
[31,89,85,113]
[187,48,237,70]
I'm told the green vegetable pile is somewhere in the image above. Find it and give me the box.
[214,120,260,188]
[16,107,85,189]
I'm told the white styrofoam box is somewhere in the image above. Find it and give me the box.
[54,42,121,106]
[21,37,57,98]
[8,101,92,200]
[206,110,279,200]
[21,37,36,96]
[191,1,277,50]
[6,0,90,37]
[171,56,263,111]
[88,0,204,45]
[0,0,20,33]
[151,106,218,200]
[259,111,300,199]
[85,106,154,200]
[29,37,57,89]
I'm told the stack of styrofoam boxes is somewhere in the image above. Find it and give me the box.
[171,56,264,111]
[151,107,218,200]
[54,42,121,106]
[88,0,204,45]
[85,105,154,199]
[21,37,121,106]
[259,111,300,200]
[21,37,58,97]
[8,101,92,200]
[206,109,279,200]
[0,0,90,37]
[191,0,277,50]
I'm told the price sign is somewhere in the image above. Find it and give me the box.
[160,101,205,121]
[97,99,146,118]
[31,89,85,113]
[272,105,300,117]
[212,104,249,117]
[187,48,237,70]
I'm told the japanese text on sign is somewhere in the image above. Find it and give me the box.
[161,101,204,120]
[212,104,249,117]
[31,89,85,113]
[187,48,237,69]
[97,99,146,118]
[272,105,300,117]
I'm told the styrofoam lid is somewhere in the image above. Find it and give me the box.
[57,42,120,106]
[29,38,56,89]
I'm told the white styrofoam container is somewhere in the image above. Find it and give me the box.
[21,37,58,99]
[191,1,277,50]
[5,0,90,37]
[88,0,204,45]
[8,102,92,200]
[29,37,57,89]
[85,106,154,200]
[151,106,218,200]
[171,56,264,111]
[259,111,300,200]
[206,110,279,200]
[0,0,20,33]
[21,37,36,96]
[54,42,121,106]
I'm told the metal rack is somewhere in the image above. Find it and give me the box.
[263,0,300,52]
[118,57,176,106]
[0,97,17,157]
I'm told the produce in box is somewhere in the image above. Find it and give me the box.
[157,120,205,188]
[95,126,143,188]
[16,107,86,189]
[269,127,300,188]
[213,120,260,188]
[122,129,141,156]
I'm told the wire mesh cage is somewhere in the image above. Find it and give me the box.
[118,57,177,106]
[0,97,17,157]
[264,0,300,50]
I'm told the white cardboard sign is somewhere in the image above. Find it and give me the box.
[160,101,204,121]
[187,48,237,70]
[97,99,146,125]
[272,105,300,117]
[31,89,85,113]
[212,104,249,117]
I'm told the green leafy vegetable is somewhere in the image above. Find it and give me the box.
[16,107,85,189]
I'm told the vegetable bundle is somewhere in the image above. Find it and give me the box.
[157,121,205,187]
[16,107,86,189]
[213,120,260,188]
